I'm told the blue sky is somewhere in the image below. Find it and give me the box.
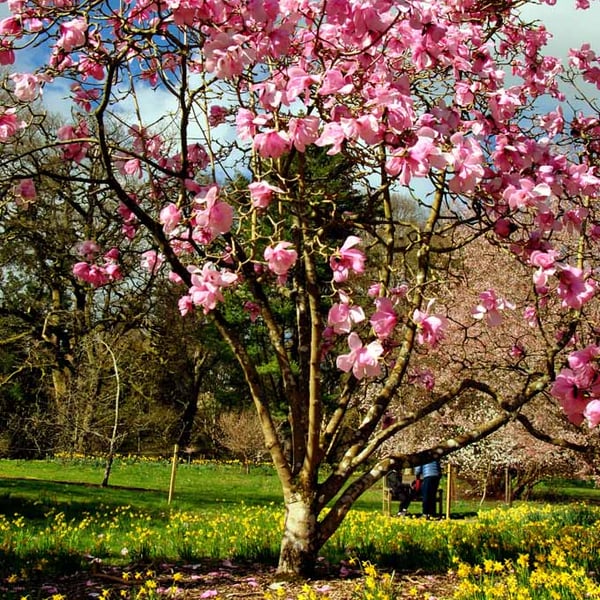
[520,1,600,60]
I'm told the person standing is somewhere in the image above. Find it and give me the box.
[414,459,442,518]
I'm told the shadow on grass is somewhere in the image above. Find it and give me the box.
[0,476,282,523]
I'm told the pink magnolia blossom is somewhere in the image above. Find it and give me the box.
[208,105,229,126]
[104,262,122,280]
[141,250,164,274]
[355,113,384,145]
[472,289,515,327]
[118,201,138,239]
[104,248,119,261]
[243,301,261,322]
[187,143,210,169]
[13,178,36,202]
[390,284,409,299]
[509,344,525,359]
[370,297,398,339]
[187,263,238,314]
[10,73,47,101]
[169,271,183,284]
[562,207,589,234]
[534,206,560,233]
[556,264,596,309]
[0,107,25,140]
[252,80,284,110]
[447,132,484,193]
[77,55,105,80]
[72,249,122,288]
[253,129,291,158]
[204,32,256,78]
[178,294,194,316]
[523,306,537,327]
[73,262,109,287]
[530,249,559,270]
[584,400,600,428]
[412,301,447,348]
[193,186,234,243]
[264,241,298,279]
[0,16,22,35]
[538,106,565,137]
[159,203,182,234]
[236,108,269,140]
[56,17,87,52]
[76,240,100,259]
[552,368,595,426]
[327,301,365,334]
[285,65,318,103]
[235,108,256,140]
[493,218,514,238]
[408,367,436,391]
[330,236,365,283]
[288,115,320,151]
[71,83,100,112]
[336,332,383,380]
[102,248,122,281]
[56,121,89,162]
[551,345,600,426]
[116,157,142,178]
[385,128,448,184]
[248,181,284,209]
[569,346,600,370]
[130,124,164,159]
[367,283,383,297]
[530,249,558,293]
[318,68,354,95]
[0,40,15,66]
[314,122,347,155]
[502,180,552,211]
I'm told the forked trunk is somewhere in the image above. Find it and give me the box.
[277,497,320,577]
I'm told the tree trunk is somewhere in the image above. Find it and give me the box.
[277,497,320,577]
[177,349,207,449]
[101,453,113,487]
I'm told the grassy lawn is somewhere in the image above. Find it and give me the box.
[2,458,600,599]
[3,457,599,518]
[0,456,493,518]
[0,458,285,516]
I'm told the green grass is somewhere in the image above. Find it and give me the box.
[2,458,600,599]
[0,458,287,514]
[5,457,598,519]
[0,457,486,518]
[531,478,600,503]
[0,456,569,521]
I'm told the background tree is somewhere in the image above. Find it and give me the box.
[218,407,268,472]
[1,0,600,576]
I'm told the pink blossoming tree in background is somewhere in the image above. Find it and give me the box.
[1,0,600,575]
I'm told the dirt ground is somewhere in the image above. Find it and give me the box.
[22,560,458,600]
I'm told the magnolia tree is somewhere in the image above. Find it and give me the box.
[2,0,600,575]
[380,231,600,497]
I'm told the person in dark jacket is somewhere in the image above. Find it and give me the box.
[414,459,442,517]
[386,469,414,516]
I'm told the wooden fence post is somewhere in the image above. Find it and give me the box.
[445,463,454,519]
[168,444,179,504]
[504,466,513,506]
